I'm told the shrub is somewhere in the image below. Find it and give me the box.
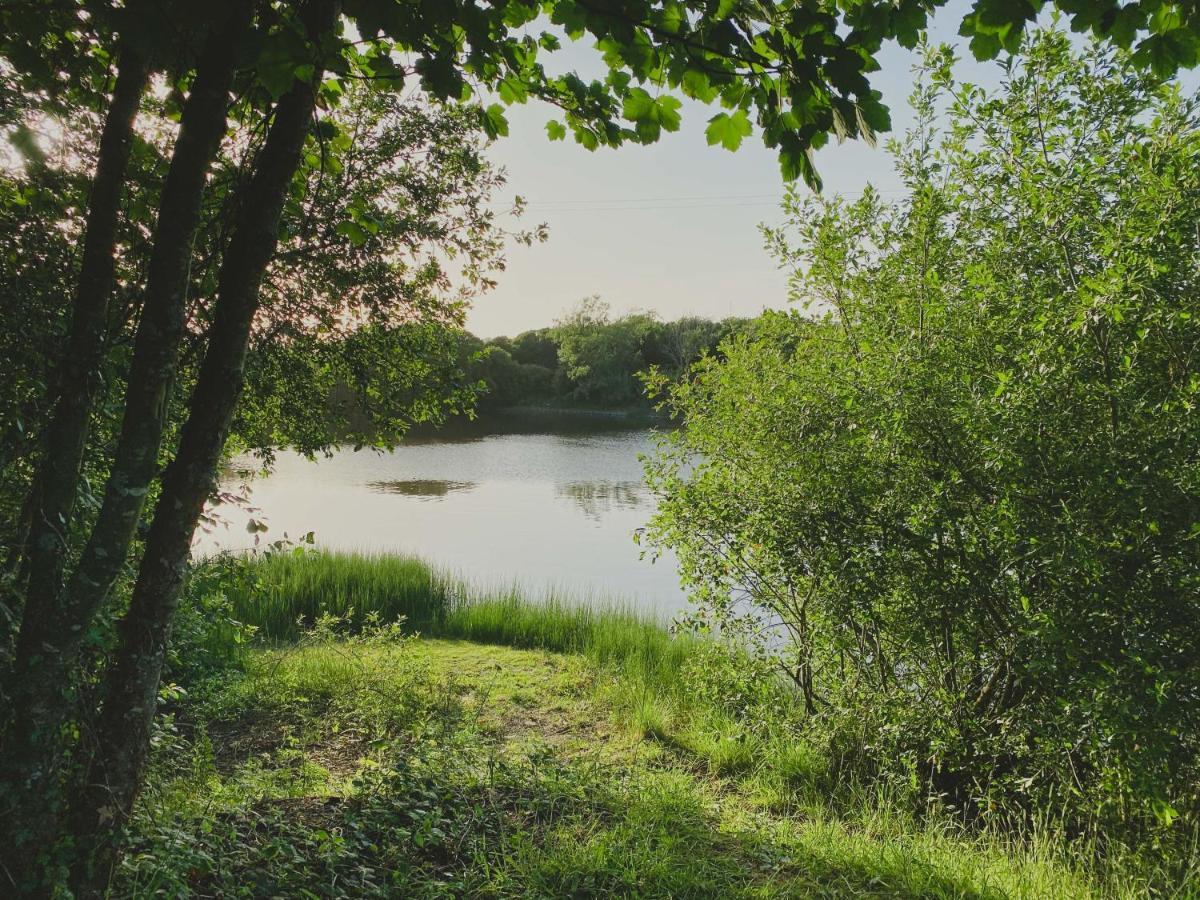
[646,31,1200,838]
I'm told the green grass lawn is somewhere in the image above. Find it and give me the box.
[118,628,1107,898]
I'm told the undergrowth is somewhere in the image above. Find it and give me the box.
[138,551,1198,897]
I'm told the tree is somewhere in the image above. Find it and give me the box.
[651,316,729,375]
[1,2,505,887]
[225,88,511,454]
[510,329,561,370]
[553,298,660,405]
[7,6,252,880]
[647,30,1200,836]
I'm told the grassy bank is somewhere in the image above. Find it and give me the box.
[143,551,1191,897]
[213,550,692,700]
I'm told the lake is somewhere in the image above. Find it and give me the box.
[196,415,689,617]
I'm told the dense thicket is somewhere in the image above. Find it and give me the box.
[648,32,1200,840]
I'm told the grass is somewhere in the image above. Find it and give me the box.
[136,551,1195,898]
[220,550,454,637]
[217,549,698,717]
[126,637,1105,898]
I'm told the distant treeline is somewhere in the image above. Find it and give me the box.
[461,297,749,411]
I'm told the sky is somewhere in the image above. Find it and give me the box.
[467,3,994,338]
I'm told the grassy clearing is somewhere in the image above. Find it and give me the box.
[142,551,1193,897]
[216,552,793,783]
[129,636,1106,898]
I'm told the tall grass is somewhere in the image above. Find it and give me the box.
[221,550,453,637]
[213,550,697,699]
[440,591,695,691]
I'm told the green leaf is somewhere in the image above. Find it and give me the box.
[622,87,656,122]
[575,126,599,150]
[549,0,588,39]
[682,69,719,103]
[705,109,752,151]
[659,1,685,34]
[657,95,682,132]
[335,220,368,246]
[1151,798,1179,827]
[482,103,509,138]
[778,134,821,189]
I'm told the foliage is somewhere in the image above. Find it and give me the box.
[197,86,516,457]
[0,164,85,562]
[7,1,1200,192]
[647,31,1200,840]
[462,303,745,412]
[552,298,664,406]
[166,555,259,685]
[467,342,559,409]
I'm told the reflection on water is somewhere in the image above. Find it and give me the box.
[197,415,685,615]
[556,481,645,520]
[367,479,476,499]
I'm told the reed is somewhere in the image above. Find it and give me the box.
[214,550,697,697]
[221,550,453,639]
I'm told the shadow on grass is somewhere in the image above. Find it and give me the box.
[123,735,1007,900]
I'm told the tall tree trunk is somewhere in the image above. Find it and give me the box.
[0,43,148,892]
[69,4,338,891]
[1,8,248,890]
[17,46,148,627]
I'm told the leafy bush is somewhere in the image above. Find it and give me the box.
[647,31,1200,839]
[168,557,261,684]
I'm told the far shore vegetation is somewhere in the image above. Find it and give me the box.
[459,300,749,414]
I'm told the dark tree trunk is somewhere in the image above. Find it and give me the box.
[0,44,148,891]
[54,0,250,639]
[17,46,148,631]
[1,9,248,890]
[69,4,337,891]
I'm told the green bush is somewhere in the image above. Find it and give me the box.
[647,31,1200,839]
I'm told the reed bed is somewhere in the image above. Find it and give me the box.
[215,550,697,698]
[222,550,453,638]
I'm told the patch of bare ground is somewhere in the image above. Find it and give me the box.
[422,640,618,756]
[204,708,372,779]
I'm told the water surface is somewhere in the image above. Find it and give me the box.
[197,416,687,616]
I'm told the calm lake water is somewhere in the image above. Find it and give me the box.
[196,416,688,617]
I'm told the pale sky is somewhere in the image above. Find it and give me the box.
[469,3,990,338]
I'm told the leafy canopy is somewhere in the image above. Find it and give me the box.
[6,1,1200,188]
